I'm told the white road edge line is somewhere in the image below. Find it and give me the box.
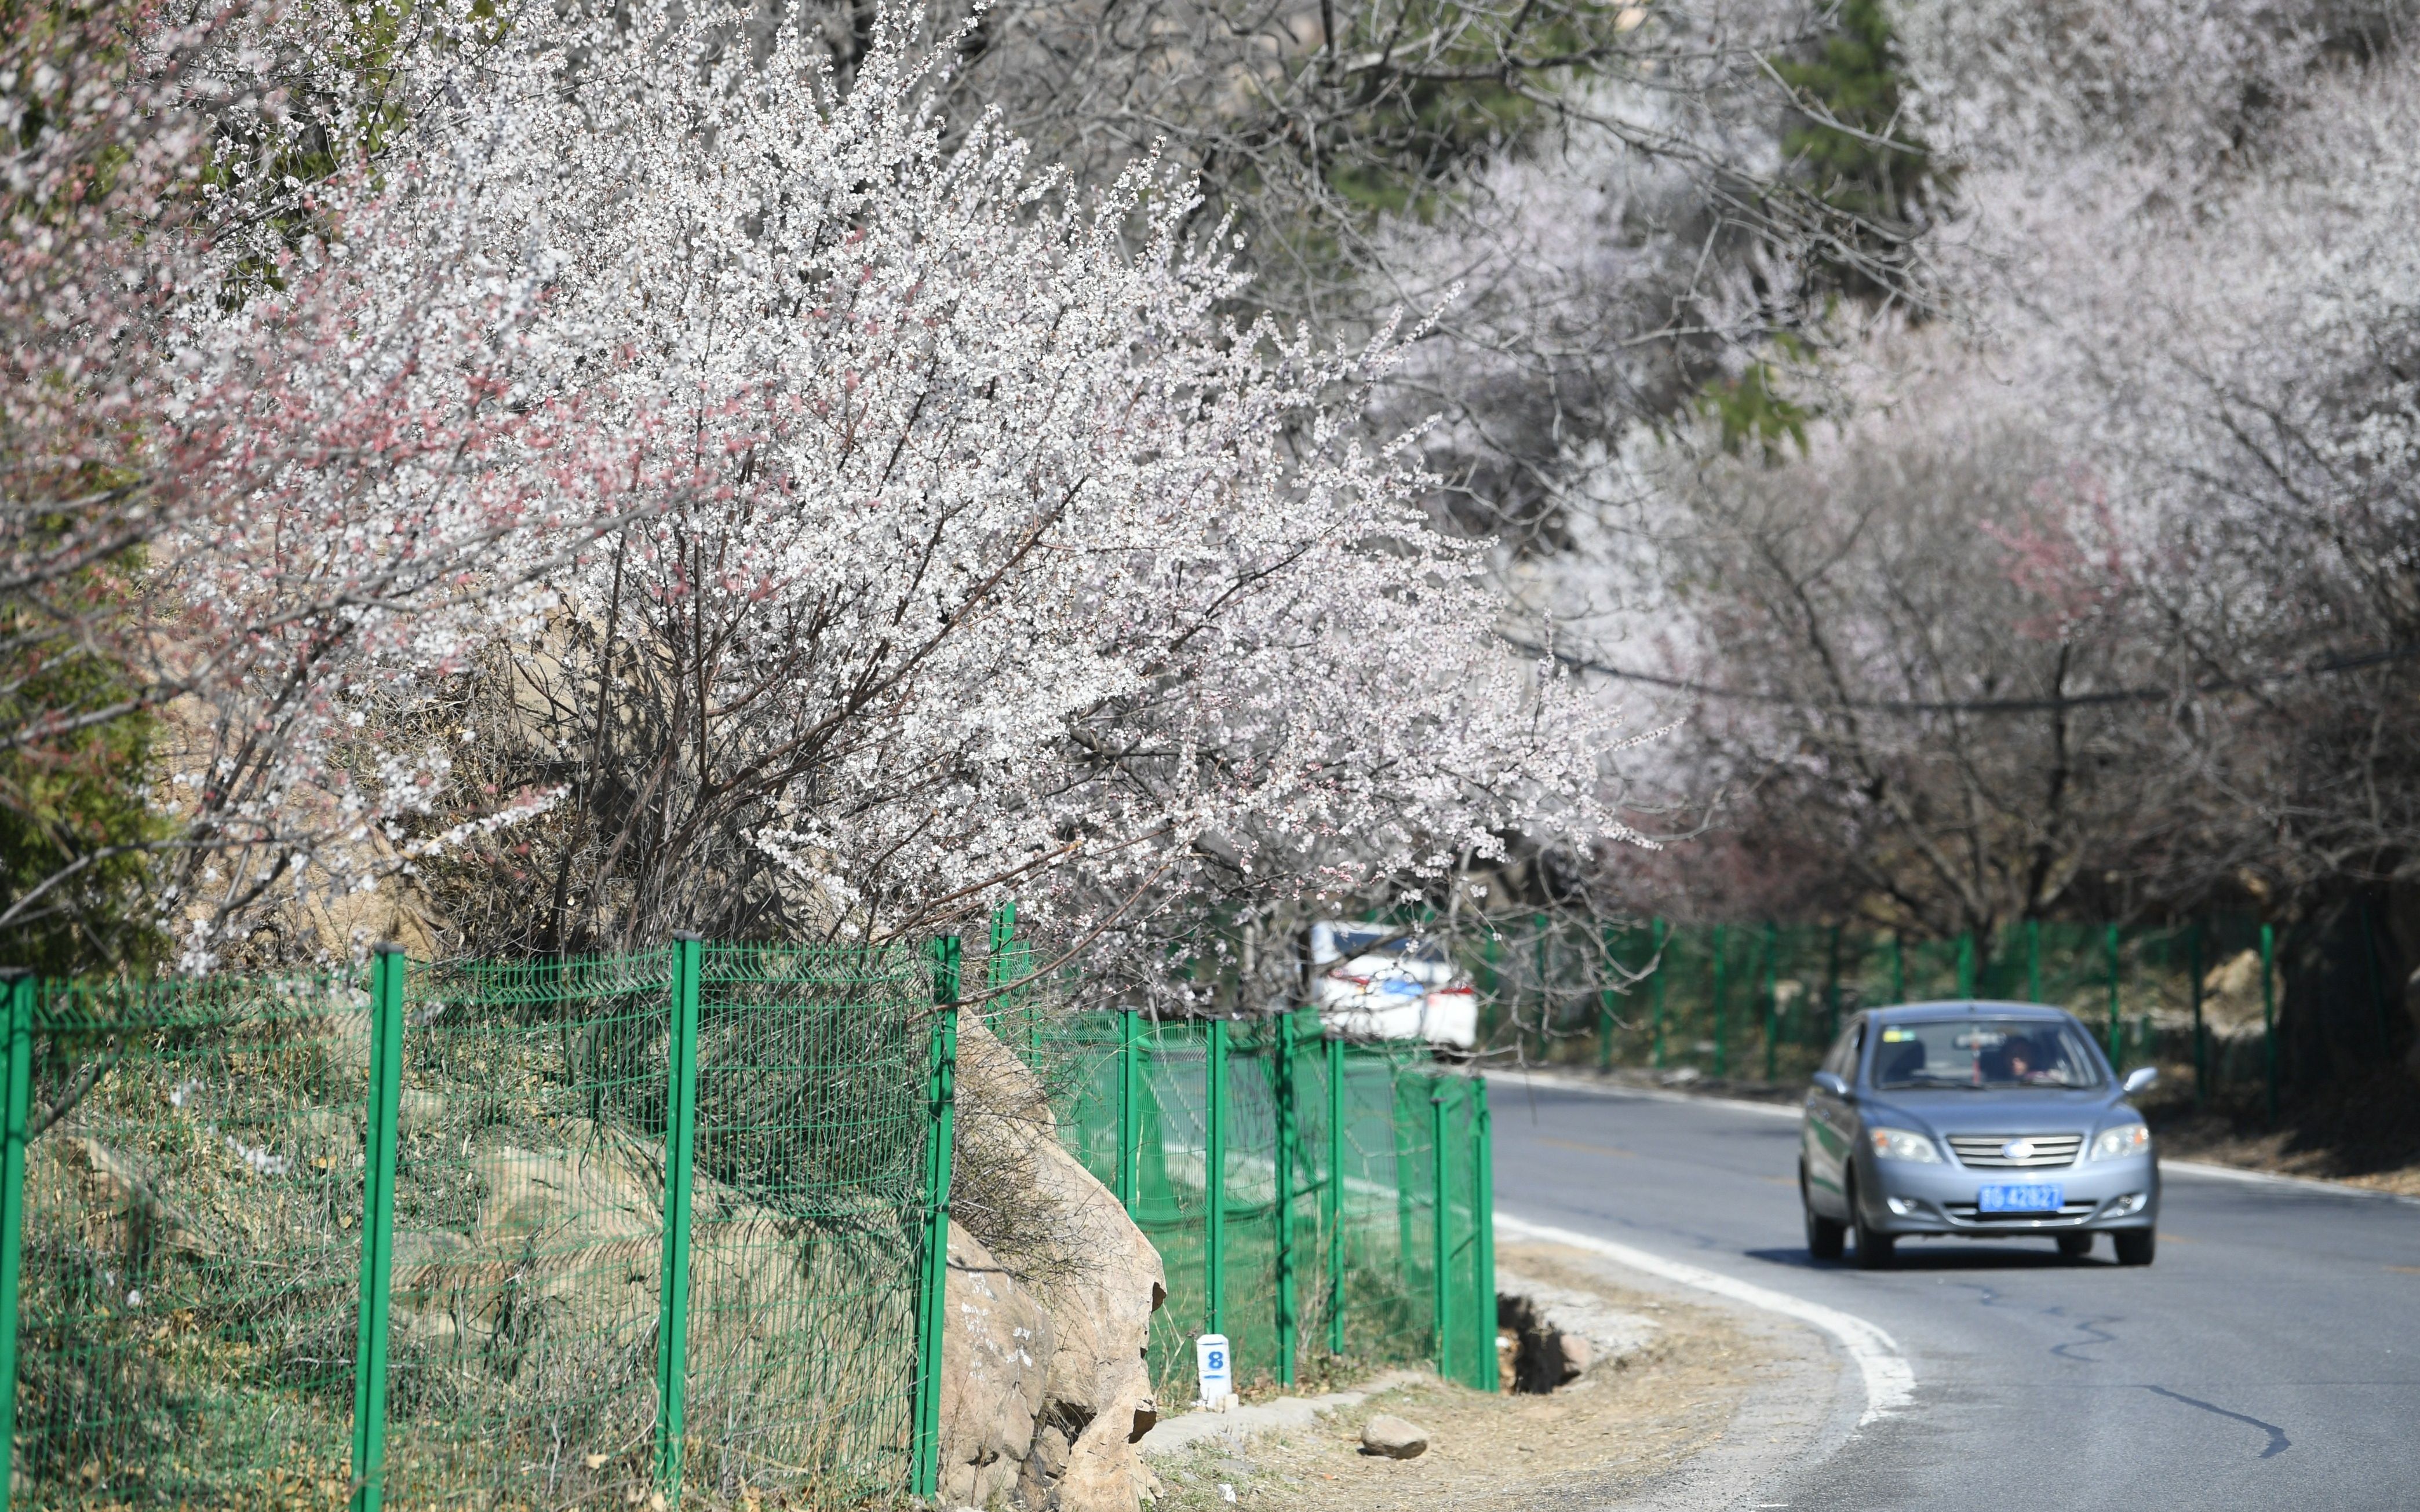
[2163,1158,2420,1206]
[1496,1211,1915,1428]
[1493,1067,1801,1120]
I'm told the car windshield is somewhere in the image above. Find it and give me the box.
[1869,1018,2105,1090]
[1321,926,1448,965]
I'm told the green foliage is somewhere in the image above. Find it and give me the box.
[1316,0,1631,220]
[1696,359,1813,464]
[1772,0,1949,276]
[203,0,439,295]
[0,605,163,977]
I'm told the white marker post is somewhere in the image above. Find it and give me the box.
[1195,1332,1233,1410]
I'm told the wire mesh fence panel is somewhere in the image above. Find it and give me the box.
[1480,911,2286,1108]
[14,974,367,1507]
[1442,1075,1489,1392]
[1045,1016,1490,1402]
[1127,1023,1213,1398]
[680,943,929,1505]
[1213,1031,1282,1385]
[1044,1016,1125,1196]
[2189,916,2274,1106]
[3,945,939,1510]
[377,949,676,1507]
[1329,1050,1439,1374]
[1587,920,1664,1069]
[1619,925,1769,1079]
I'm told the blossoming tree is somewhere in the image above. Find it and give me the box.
[6,0,1639,972]
[341,3,1639,959]
[2,0,685,970]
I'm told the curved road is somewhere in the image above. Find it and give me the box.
[1492,1077,2420,1511]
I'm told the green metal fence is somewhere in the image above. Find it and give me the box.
[0,918,1501,1508]
[1469,912,2290,1113]
[0,938,956,1511]
[1048,1007,1497,1403]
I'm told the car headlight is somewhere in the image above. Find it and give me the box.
[1868,1127,1942,1163]
[2090,1123,2151,1160]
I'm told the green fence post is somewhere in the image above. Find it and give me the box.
[910,936,962,1500]
[1274,1013,1298,1387]
[2189,922,2207,1109]
[1649,919,1668,1069]
[1473,1076,1496,1393]
[653,936,703,1502]
[1391,1067,1416,1302]
[2105,923,2122,1065]
[1205,1017,1227,1341]
[349,944,408,1512]
[1428,1085,1449,1380]
[1957,933,1976,999]
[1597,922,1616,1073]
[2261,923,2277,1126]
[1711,925,1729,1079]
[2027,920,2042,1005]
[1325,1032,1345,1356]
[1889,933,1905,1003]
[0,970,36,1512]
[1117,1009,1140,1211]
[1762,923,1779,1082]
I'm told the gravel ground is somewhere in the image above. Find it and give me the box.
[1142,1245,1794,1512]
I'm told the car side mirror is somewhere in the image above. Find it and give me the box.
[1811,1071,1852,1099]
[2122,1067,2158,1095]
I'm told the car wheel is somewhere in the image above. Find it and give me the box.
[2057,1233,2094,1261]
[1803,1164,1846,1261]
[2113,1228,2156,1267]
[1850,1173,1894,1269]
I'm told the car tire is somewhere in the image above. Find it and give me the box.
[2113,1228,2156,1267]
[2057,1233,2094,1261]
[1850,1174,1894,1269]
[1804,1164,1846,1261]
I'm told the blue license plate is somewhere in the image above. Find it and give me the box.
[1978,1183,2062,1213]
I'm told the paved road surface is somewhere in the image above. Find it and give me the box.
[1491,1078,2420,1511]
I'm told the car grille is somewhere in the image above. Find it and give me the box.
[1944,1200,2100,1224]
[1946,1133,2083,1168]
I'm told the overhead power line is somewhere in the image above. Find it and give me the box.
[1504,638,2420,716]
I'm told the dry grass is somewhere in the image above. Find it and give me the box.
[1145,1246,1769,1512]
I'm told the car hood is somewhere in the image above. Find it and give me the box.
[1862,1086,2122,1135]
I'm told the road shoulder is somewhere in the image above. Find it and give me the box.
[1140,1239,1850,1511]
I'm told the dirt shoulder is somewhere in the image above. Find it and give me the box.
[2141,1067,2420,1197]
[1141,1241,1846,1512]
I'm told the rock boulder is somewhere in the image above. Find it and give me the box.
[955,1016,1167,1511]
[1360,1414,1430,1459]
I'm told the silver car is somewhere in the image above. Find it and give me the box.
[1800,1002,2160,1267]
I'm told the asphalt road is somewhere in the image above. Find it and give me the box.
[1490,1078,2420,1511]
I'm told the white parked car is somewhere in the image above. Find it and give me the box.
[1309,921,1479,1049]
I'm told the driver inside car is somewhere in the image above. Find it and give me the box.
[2000,1034,2042,1084]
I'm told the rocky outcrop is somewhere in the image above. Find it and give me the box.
[950,1016,1166,1511]
[382,1116,923,1491]
[43,1137,215,1262]
[1496,1270,1657,1392]
[941,1221,1055,1506]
